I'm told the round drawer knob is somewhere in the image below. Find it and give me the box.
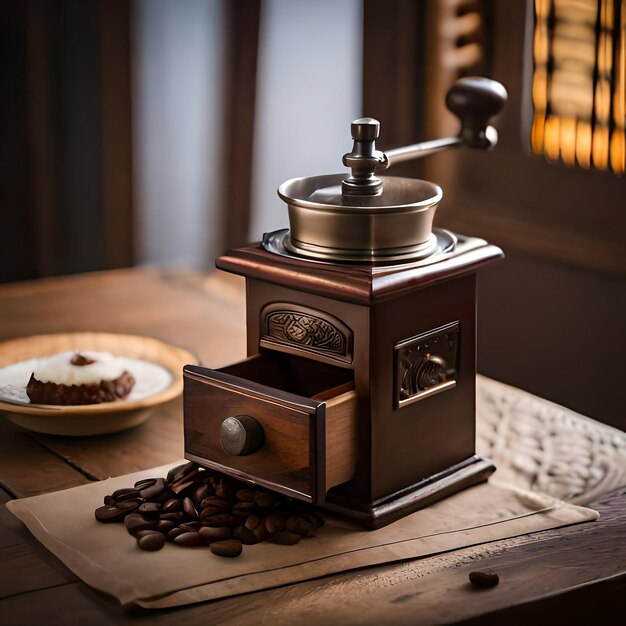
[417,356,447,390]
[220,415,265,456]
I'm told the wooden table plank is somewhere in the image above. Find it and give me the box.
[0,489,77,602]
[34,399,184,481]
[0,419,91,498]
[0,268,247,367]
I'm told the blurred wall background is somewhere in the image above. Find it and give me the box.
[134,0,362,267]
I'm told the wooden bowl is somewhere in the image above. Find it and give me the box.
[0,333,197,436]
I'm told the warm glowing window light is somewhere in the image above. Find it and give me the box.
[531,0,625,174]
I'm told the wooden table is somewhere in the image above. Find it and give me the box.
[0,268,624,625]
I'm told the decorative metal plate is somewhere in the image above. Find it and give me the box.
[395,321,460,408]
[260,303,353,366]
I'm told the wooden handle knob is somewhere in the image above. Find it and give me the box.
[220,415,264,456]
[445,77,507,149]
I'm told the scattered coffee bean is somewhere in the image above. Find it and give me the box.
[252,523,267,542]
[233,501,256,512]
[112,487,141,502]
[96,462,325,559]
[170,479,196,496]
[159,511,184,521]
[210,539,242,558]
[235,489,256,502]
[254,491,275,508]
[166,461,196,485]
[200,496,231,511]
[162,498,183,512]
[174,531,204,547]
[192,484,209,505]
[134,478,157,490]
[139,478,167,501]
[469,570,499,588]
[199,526,232,544]
[124,513,156,535]
[137,502,161,517]
[95,504,133,523]
[203,513,236,528]
[138,532,165,552]
[286,516,315,537]
[156,519,177,533]
[215,479,234,499]
[267,530,302,545]
[134,529,162,540]
[183,497,198,518]
[166,527,186,541]
[234,525,257,545]
[265,512,286,534]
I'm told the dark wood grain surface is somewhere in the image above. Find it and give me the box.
[0,268,624,624]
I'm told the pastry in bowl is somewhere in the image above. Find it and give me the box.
[26,351,136,405]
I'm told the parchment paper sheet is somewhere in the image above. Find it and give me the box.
[6,461,598,609]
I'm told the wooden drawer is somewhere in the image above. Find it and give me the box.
[183,352,357,503]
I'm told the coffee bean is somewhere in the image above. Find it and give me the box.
[134,529,163,540]
[166,461,196,485]
[215,479,235,499]
[233,501,256,512]
[134,478,157,490]
[170,478,196,497]
[200,496,231,511]
[200,506,223,519]
[167,527,186,541]
[138,532,165,552]
[299,512,325,529]
[124,514,157,535]
[183,497,198,518]
[112,487,141,502]
[265,512,286,534]
[245,515,261,530]
[162,498,183,512]
[235,488,256,502]
[210,539,242,558]
[234,525,257,545]
[137,502,162,517]
[174,531,204,547]
[469,571,499,588]
[192,483,209,505]
[159,511,184,521]
[252,523,267,542]
[179,522,201,532]
[140,478,167,501]
[156,520,177,533]
[254,491,276,508]
[103,495,115,505]
[117,498,143,510]
[286,516,315,537]
[267,530,302,545]
[95,504,133,523]
[202,514,236,528]
[199,526,232,544]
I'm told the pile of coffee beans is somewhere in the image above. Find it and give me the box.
[95,461,324,557]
